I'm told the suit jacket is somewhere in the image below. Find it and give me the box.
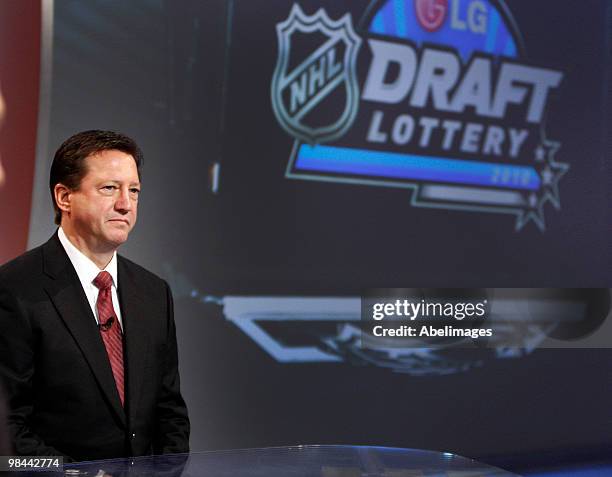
[0,233,190,462]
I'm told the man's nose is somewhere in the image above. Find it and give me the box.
[114,188,133,211]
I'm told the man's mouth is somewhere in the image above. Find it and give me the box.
[108,218,130,226]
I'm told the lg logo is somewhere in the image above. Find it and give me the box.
[415,0,488,35]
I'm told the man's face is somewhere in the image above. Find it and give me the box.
[65,149,140,252]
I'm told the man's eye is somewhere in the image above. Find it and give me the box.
[129,188,140,197]
[102,185,116,191]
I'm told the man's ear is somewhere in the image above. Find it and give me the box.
[54,183,72,215]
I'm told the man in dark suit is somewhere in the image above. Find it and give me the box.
[0,130,190,461]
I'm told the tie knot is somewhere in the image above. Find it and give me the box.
[93,271,113,291]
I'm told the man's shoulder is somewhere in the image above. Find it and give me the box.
[0,242,45,285]
[117,255,169,292]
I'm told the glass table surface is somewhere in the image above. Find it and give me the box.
[14,445,518,476]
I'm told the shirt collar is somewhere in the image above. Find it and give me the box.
[58,227,118,288]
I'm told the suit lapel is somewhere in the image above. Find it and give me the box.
[42,234,126,427]
[117,256,150,420]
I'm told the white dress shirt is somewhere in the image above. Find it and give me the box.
[58,227,123,330]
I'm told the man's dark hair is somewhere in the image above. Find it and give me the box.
[49,130,143,225]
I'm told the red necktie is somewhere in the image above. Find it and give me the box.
[93,271,125,406]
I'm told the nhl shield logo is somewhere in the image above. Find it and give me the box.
[271,5,362,144]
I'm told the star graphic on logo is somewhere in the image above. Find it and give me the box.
[528,193,538,208]
[515,138,569,232]
[539,150,569,209]
[515,194,546,231]
[534,145,546,162]
[541,167,553,185]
